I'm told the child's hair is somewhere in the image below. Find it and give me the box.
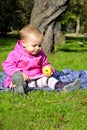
[20,24,43,41]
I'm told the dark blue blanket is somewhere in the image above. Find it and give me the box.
[54,68,87,90]
[0,72,8,92]
[0,69,87,92]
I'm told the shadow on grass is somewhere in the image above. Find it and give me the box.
[58,48,87,52]
[0,33,19,39]
[65,36,87,41]
[56,42,87,53]
[0,34,19,48]
[57,37,87,52]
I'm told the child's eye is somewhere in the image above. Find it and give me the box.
[32,45,41,47]
[39,45,41,47]
[32,45,36,47]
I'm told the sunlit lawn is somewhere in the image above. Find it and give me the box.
[0,34,87,130]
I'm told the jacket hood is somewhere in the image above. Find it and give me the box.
[14,40,30,57]
[14,40,42,57]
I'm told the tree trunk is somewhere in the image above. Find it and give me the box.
[30,0,70,53]
[54,22,65,45]
[76,17,80,35]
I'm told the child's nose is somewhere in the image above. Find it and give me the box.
[36,46,39,49]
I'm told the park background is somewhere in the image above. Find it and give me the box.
[0,0,87,130]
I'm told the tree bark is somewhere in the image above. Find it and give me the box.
[30,0,70,53]
[76,17,80,35]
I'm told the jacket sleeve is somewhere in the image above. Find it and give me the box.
[2,51,21,77]
[41,51,55,72]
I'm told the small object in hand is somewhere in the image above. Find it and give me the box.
[42,66,53,76]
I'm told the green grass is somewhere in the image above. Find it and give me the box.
[0,35,87,130]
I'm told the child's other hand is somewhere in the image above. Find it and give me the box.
[22,72,29,81]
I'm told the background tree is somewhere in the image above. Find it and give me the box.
[30,0,71,53]
[61,0,87,34]
[81,0,87,33]
[0,0,34,35]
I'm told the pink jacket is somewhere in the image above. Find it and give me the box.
[2,40,54,88]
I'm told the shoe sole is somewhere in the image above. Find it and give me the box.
[12,72,25,94]
[63,79,81,92]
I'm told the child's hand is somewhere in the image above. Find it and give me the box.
[22,72,29,81]
[42,66,53,77]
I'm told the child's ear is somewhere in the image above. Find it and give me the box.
[21,40,26,47]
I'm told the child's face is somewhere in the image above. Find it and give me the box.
[22,34,42,55]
